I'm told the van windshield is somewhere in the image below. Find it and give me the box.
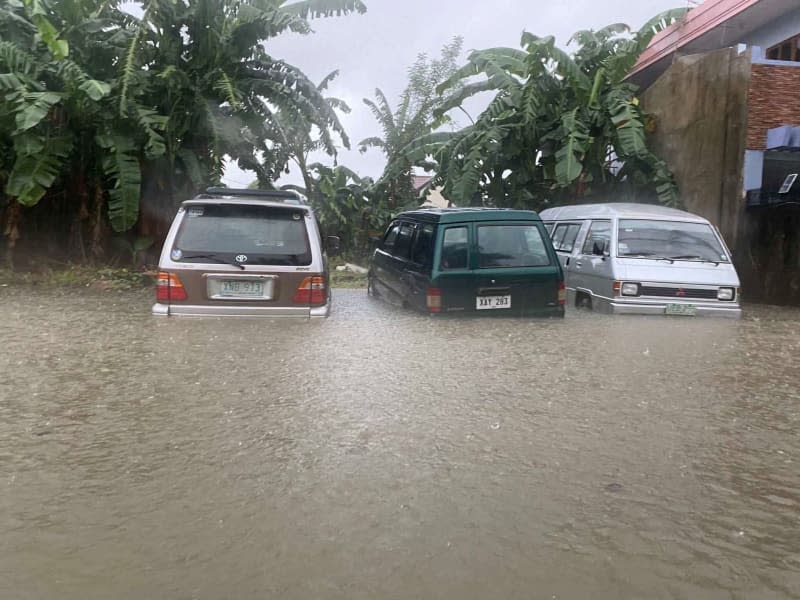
[617,219,729,263]
[173,204,312,266]
[477,225,551,268]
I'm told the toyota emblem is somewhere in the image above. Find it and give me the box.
[235,254,248,263]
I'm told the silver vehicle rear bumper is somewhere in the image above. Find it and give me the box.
[152,303,330,318]
[609,300,741,318]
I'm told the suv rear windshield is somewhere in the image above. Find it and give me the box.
[477,225,551,268]
[173,204,312,266]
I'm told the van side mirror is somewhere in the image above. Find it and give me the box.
[326,236,341,257]
[592,239,608,256]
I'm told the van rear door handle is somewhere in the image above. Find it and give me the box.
[575,261,583,269]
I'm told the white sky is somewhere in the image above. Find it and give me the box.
[126,0,688,187]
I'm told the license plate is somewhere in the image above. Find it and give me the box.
[665,303,696,316]
[476,295,511,310]
[220,280,264,297]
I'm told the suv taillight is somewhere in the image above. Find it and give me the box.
[293,276,326,305]
[156,272,187,302]
[426,287,442,313]
[558,281,566,305]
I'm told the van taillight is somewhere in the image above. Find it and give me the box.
[294,276,326,305]
[558,281,566,305]
[156,272,187,302]
[426,287,442,313]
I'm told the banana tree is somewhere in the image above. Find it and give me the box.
[282,163,381,254]
[118,0,366,238]
[259,70,352,195]
[0,0,167,263]
[359,37,463,209]
[419,9,687,209]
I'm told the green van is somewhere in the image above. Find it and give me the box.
[368,208,565,317]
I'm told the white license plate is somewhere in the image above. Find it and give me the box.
[665,303,696,316]
[220,280,265,297]
[476,295,511,310]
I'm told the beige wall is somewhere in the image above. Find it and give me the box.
[641,47,751,249]
[642,48,800,304]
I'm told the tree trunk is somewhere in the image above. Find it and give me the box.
[3,199,21,270]
[90,181,106,258]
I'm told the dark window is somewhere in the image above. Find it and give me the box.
[562,224,582,253]
[411,224,436,265]
[551,223,568,249]
[767,34,800,62]
[440,227,468,270]
[173,204,311,266]
[552,223,582,253]
[581,220,612,255]
[393,223,415,259]
[477,225,551,268]
[381,222,402,250]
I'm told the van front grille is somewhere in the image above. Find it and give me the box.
[639,286,718,300]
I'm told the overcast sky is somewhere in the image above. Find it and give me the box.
[222,0,686,187]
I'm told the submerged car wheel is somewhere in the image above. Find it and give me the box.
[367,272,380,298]
[577,293,593,310]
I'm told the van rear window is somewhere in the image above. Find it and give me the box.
[173,204,312,266]
[477,225,551,268]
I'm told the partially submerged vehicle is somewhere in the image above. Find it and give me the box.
[539,203,741,318]
[369,208,565,317]
[153,188,340,317]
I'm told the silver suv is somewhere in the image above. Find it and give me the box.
[153,188,340,317]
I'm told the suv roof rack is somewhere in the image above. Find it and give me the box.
[195,187,308,205]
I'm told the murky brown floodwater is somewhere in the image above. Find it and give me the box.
[1,287,800,599]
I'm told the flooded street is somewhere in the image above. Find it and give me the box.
[1,287,800,599]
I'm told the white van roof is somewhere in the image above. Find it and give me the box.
[538,203,709,224]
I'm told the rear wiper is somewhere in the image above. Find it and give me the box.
[180,253,245,269]
[668,255,720,266]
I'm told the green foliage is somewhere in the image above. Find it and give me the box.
[97,135,141,232]
[555,109,589,185]
[360,37,463,209]
[428,9,687,208]
[0,0,367,260]
[6,135,71,206]
[259,70,352,193]
[14,91,61,131]
[282,163,385,256]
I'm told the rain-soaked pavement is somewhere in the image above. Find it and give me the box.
[1,287,800,599]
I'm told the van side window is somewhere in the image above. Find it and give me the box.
[552,223,581,253]
[381,222,402,251]
[393,223,415,259]
[440,227,468,270]
[582,220,612,255]
[551,224,568,249]
[411,224,435,265]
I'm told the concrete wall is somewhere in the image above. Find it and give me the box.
[740,8,800,50]
[642,47,800,304]
[641,47,751,248]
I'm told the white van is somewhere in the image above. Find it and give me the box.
[539,203,741,318]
